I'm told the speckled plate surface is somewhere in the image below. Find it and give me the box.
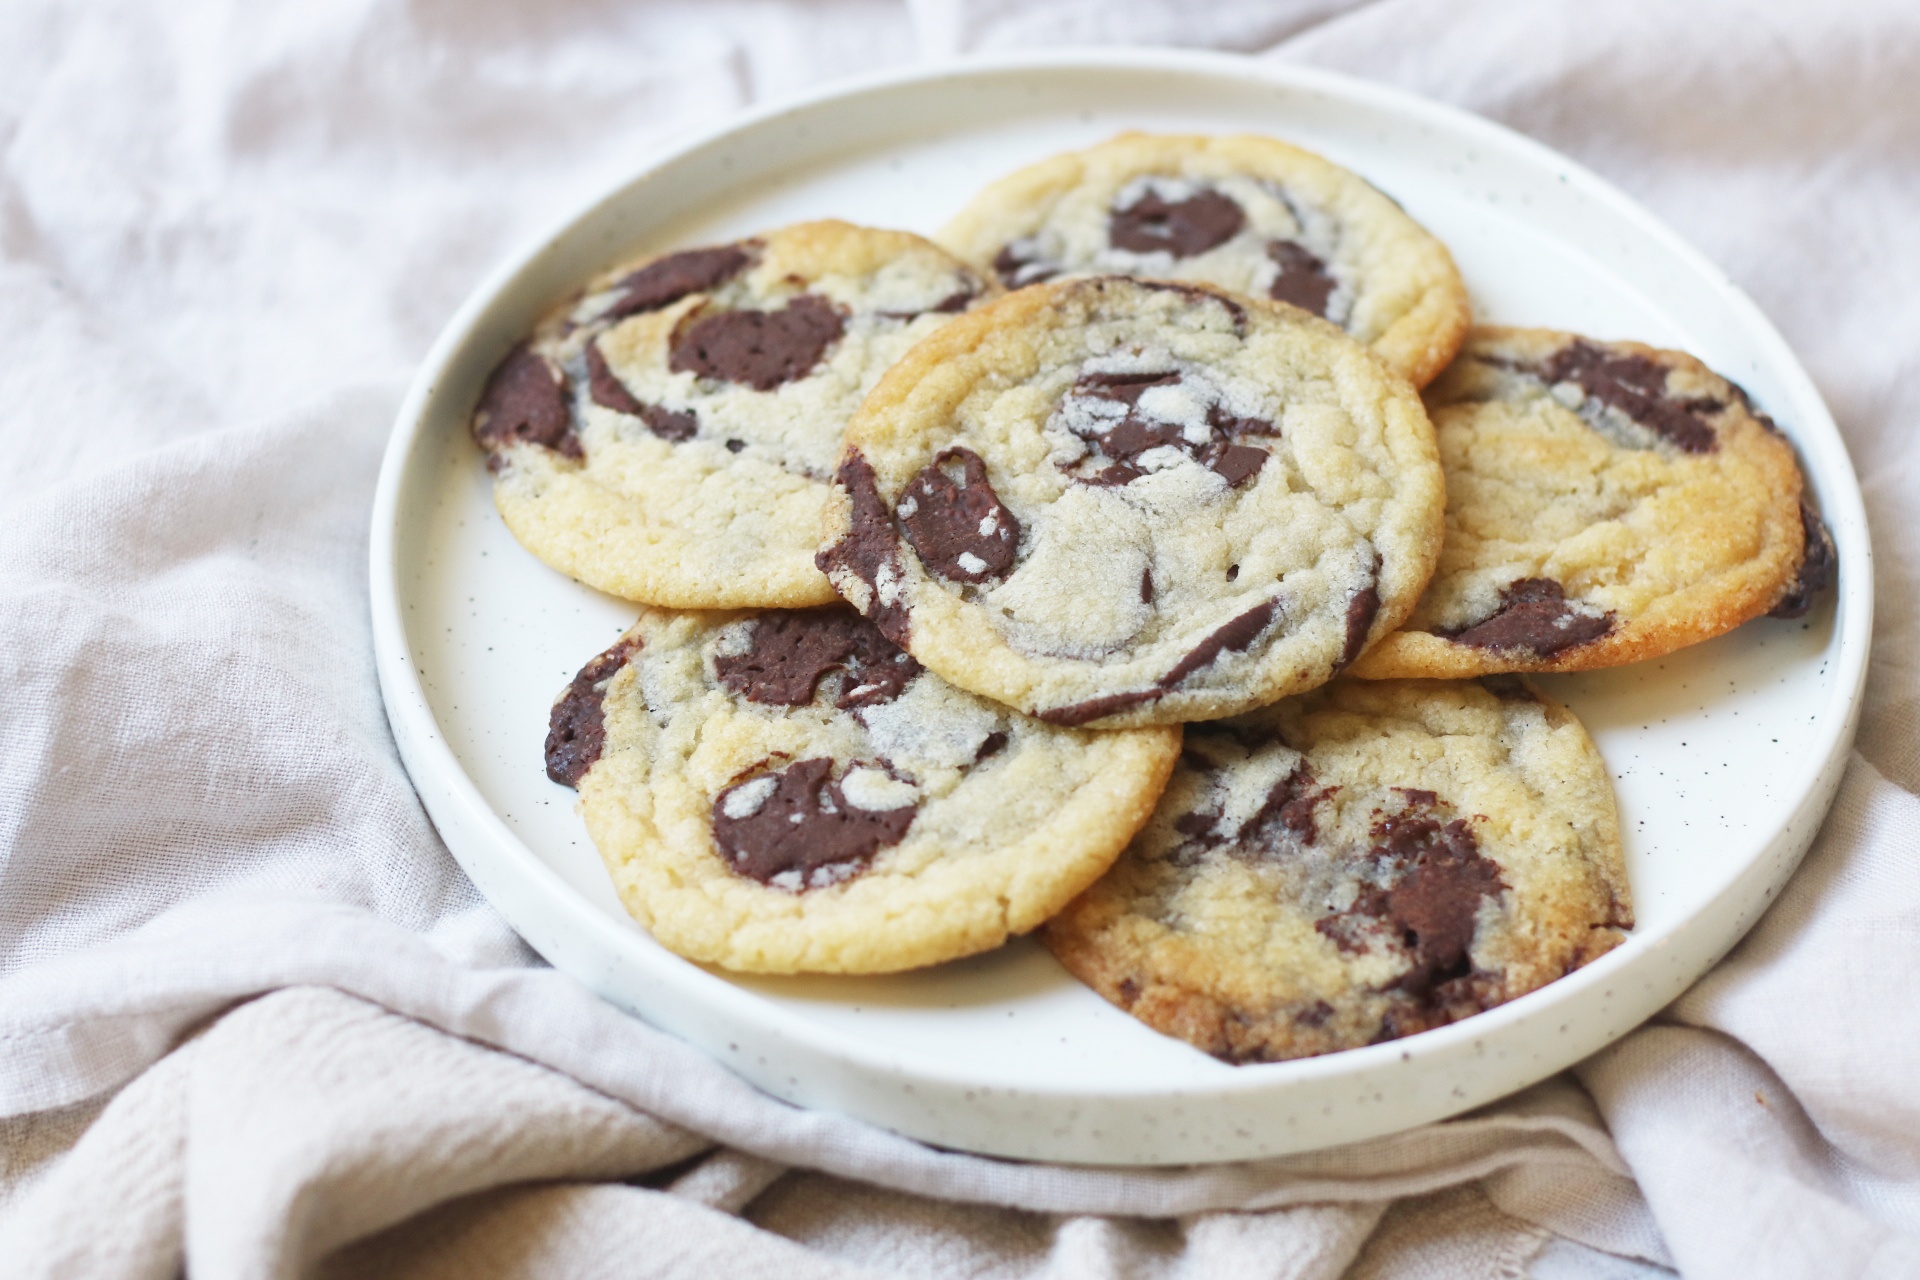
[370,50,1870,1165]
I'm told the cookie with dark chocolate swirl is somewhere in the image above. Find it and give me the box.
[817,275,1445,729]
[472,220,993,609]
[938,132,1471,387]
[1349,327,1825,679]
[550,605,1178,974]
[1045,677,1631,1063]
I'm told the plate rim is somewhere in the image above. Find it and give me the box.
[369,47,1873,1157]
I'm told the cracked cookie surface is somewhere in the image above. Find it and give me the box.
[938,132,1471,387]
[1044,677,1631,1063]
[549,605,1179,974]
[1350,327,1824,680]
[817,275,1445,729]
[472,220,993,608]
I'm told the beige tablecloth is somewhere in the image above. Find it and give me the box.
[3,2,1917,1276]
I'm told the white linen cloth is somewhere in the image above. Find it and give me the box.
[1,1,1917,1275]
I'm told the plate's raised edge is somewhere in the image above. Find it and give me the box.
[367,49,1873,1147]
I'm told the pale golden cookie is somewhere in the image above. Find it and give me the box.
[816,276,1445,729]
[1349,327,1828,680]
[1045,677,1631,1063]
[939,132,1470,387]
[544,606,1179,974]
[471,221,993,608]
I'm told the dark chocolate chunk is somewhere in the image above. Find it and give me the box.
[725,438,746,453]
[883,286,979,319]
[1087,461,1147,487]
[1542,341,1720,454]
[586,342,698,441]
[1077,369,1183,402]
[1246,763,1333,847]
[1099,417,1180,462]
[1173,810,1224,843]
[603,244,752,322]
[931,286,977,313]
[1109,188,1246,258]
[1377,817,1504,978]
[472,342,579,464]
[1206,402,1280,438]
[975,731,1009,762]
[815,451,910,646]
[1167,799,1231,859]
[1141,567,1155,603]
[1476,674,1538,703]
[544,636,641,787]
[1035,688,1164,727]
[1445,578,1614,657]
[1316,794,1507,1011]
[1768,501,1836,618]
[669,294,845,391]
[1165,755,1329,868]
[1159,599,1279,688]
[897,448,1021,584]
[1061,370,1277,488]
[1266,240,1337,317]
[640,405,697,443]
[711,758,916,887]
[1200,441,1267,487]
[992,242,1058,288]
[586,341,645,416]
[714,608,920,709]
[1072,371,1185,466]
[1337,582,1381,670]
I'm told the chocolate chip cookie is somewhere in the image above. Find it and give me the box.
[938,132,1471,387]
[1044,677,1631,1063]
[1349,328,1828,680]
[472,221,992,608]
[816,275,1445,729]
[546,605,1180,974]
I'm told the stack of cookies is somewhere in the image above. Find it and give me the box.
[471,133,1832,1064]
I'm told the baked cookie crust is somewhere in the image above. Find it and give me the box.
[939,132,1471,387]
[549,606,1180,974]
[472,220,993,608]
[1350,327,1823,680]
[1045,677,1631,1062]
[817,275,1445,729]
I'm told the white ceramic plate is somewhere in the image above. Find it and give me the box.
[370,50,1871,1165]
